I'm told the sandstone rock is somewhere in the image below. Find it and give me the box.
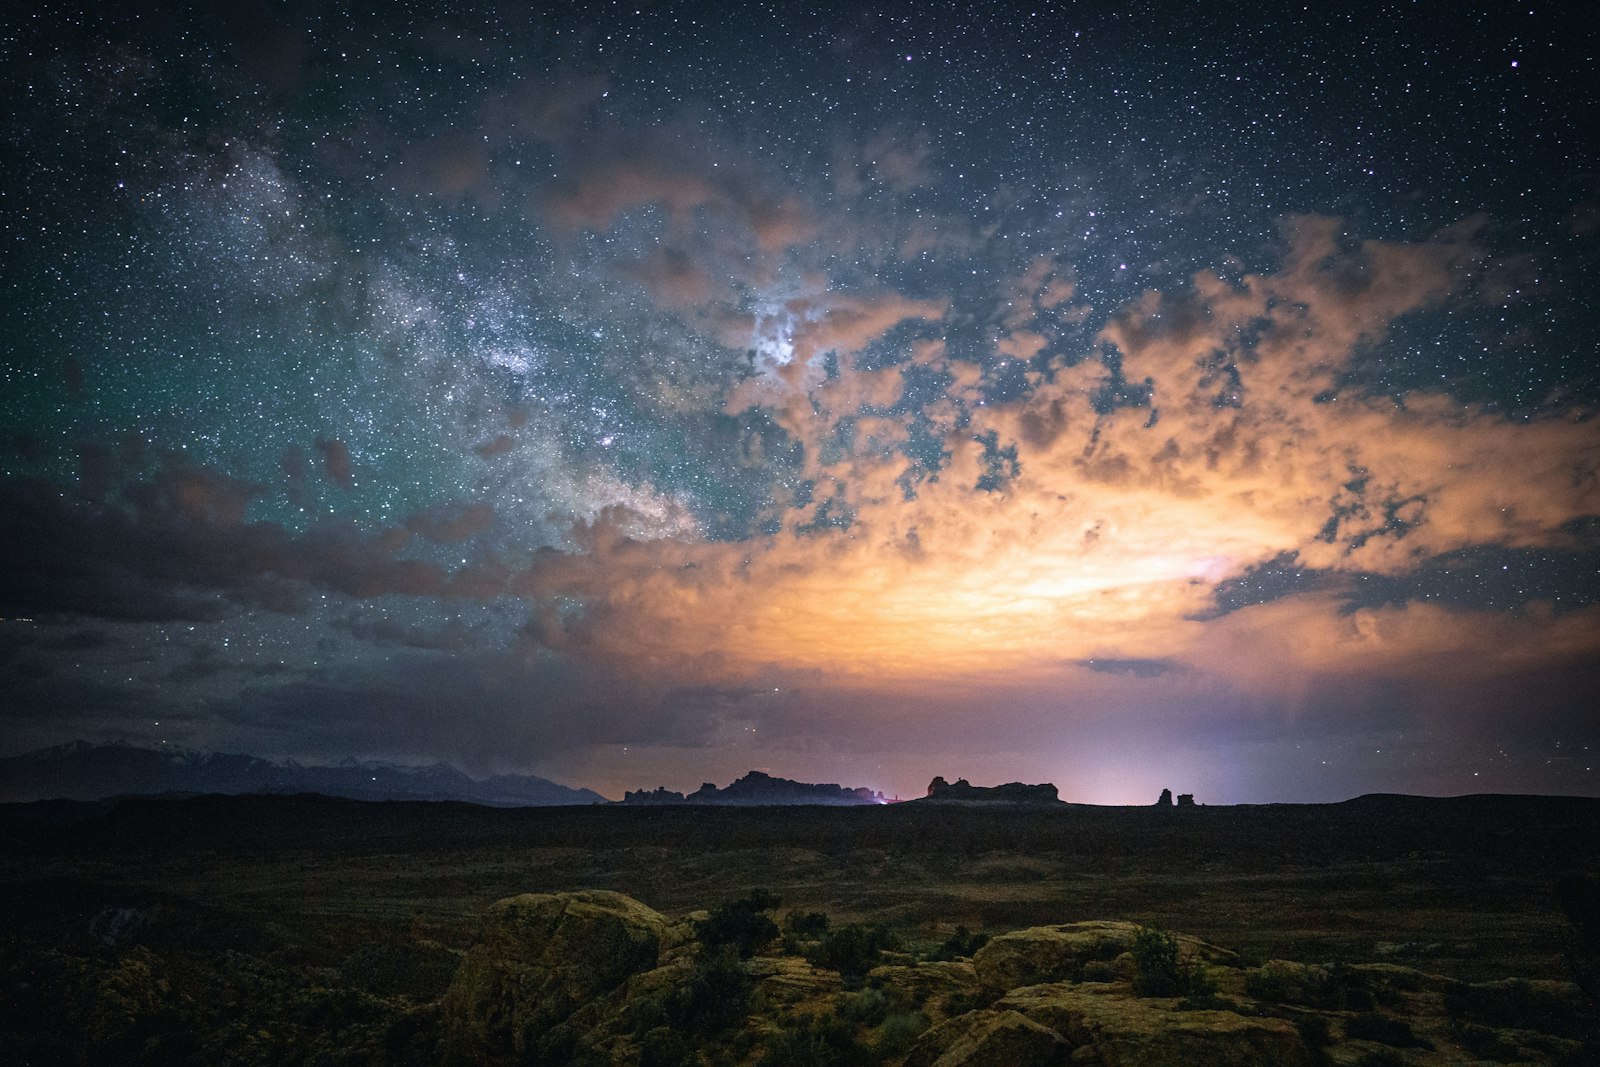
[905,1008,1071,1067]
[1002,981,1312,1066]
[972,921,1235,991]
[746,954,845,1009]
[1242,959,1334,1006]
[440,890,668,1065]
[870,960,982,1022]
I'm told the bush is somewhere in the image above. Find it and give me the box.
[1082,960,1116,983]
[808,924,901,984]
[784,911,831,940]
[668,947,752,1034]
[696,891,781,958]
[639,1026,699,1067]
[1457,1022,1521,1061]
[840,987,904,1026]
[927,925,988,961]
[872,1011,929,1058]
[1344,1012,1433,1049]
[1357,1051,1403,1067]
[1244,963,1297,1004]
[944,986,1001,1018]
[1444,978,1588,1039]
[756,1013,874,1067]
[1176,992,1240,1012]
[1131,927,1214,998]
[1294,1015,1332,1046]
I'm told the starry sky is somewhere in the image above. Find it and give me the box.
[3,1,1598,803]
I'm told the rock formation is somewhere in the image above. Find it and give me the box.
[921,777,1060,804]
[433,895,1594,1065]
[441,890,674,1065]
[1156,788,1173,807]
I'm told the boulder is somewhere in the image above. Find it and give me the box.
[972,921,1235,990]
[905,1008,1072,1067]
[870,960,983,1022]
[441,890,669,1065]
[1001,982,1312,1066]
[746,954,845,1009]
[1241,959,1334,1007]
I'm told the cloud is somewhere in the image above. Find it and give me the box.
[0,457,458,622]
[315,438,354,489]
[473,434,516,458]
[405,501,495,543]
[1075,657,1179,677]
[493,215,1600,715]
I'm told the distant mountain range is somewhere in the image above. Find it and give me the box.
[0,741,608,806]
[621,769,888,806]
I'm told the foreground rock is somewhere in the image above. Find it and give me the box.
[441,890,673,1064]
[971,920,1234,990]
[904,1009,1071,1066]
[999,983,1310,1066]
[434,893,1593,1066]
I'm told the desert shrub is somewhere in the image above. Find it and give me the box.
[872,1010,929,1058]
[1319,962,1377,1012]
[943,985,1002,1017]
[1082,960,1116,983]
[1243,960,1335,1007]
[1457,1022,1521,1062]
[1344,986,1376,1011]
[785,911,831,940]
[339,941,458,999]
[1176,992,1239,1012]
[1357,1051,1404,1067]
[1444,978,1588,1038]
[927,925,988,962]
[781,910,831,954]
[808,923,901,985]
[1131,927,1214,998]
[1344,1012,1433,1049]
[639,1026,700,1067]
[1244,965,1295,1003]
[1294,1015,1332,1046]
[668,947,751,1034]
[696,890,781,958]
[1381,969,1423,993]
[756,1012,874,1067]
[840,986,913,1026]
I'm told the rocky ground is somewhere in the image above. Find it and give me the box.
[3,794,1597,1064]
[3,884,1593,1065]
[438,890,1595,1066]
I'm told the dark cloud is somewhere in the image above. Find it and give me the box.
[473,435,515,458]
[1074,658,1179,678]
[315,438,354,489]
[404,501,495,544]
[331,613,482,652]
[0,460,465,623]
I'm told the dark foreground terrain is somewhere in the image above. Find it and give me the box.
[2,793,1597,1064]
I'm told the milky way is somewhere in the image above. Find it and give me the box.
[2,1,1598,802]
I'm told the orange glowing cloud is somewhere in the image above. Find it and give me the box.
[508,215,1600,706]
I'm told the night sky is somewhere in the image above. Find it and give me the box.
[3,1,1598,803]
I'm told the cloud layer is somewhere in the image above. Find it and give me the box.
[2,3,1597,801]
